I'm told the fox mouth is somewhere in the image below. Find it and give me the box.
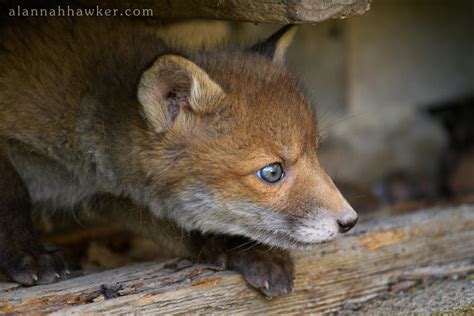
[247,228,339,251]
[169,190,343,250]
[240,213,342,250]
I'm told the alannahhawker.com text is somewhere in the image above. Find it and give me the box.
[9,5,154,17]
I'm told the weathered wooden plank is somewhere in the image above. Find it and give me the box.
[77,0,371,24]
[0,205,472,314]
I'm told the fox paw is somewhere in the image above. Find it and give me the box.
[227,247,294,298]
[195,235,294,298]
[2,245,69,285]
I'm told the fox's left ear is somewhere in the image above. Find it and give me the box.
[137,55,225,133]
[249,25,298,64]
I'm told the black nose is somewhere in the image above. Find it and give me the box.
[337,217,358,233]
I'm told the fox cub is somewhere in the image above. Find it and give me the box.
[0,18,357,298]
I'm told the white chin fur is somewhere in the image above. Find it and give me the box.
[161,186,342,251]
[292,216,340,244]
[244,213,342,251]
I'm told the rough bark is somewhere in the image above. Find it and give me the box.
[0,206,473,314]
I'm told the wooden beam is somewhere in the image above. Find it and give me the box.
[77,0,371,24]
[0,206,473,314]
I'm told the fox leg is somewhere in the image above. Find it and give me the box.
[0,151,68,285]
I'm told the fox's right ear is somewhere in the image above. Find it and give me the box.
[249,25,298,65]
[138,55,224,133]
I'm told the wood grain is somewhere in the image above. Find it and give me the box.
[76,0,371,24]
[0,205,472,314]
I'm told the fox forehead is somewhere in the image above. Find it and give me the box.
[191,51,318,162]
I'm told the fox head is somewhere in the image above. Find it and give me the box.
[136,25,357,249]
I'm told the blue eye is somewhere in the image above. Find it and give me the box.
[257,163,284,183]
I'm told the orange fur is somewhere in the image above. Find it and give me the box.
[0,17,357,251]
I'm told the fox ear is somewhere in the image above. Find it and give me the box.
[138,55,224,133]
[250,25,298,65]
